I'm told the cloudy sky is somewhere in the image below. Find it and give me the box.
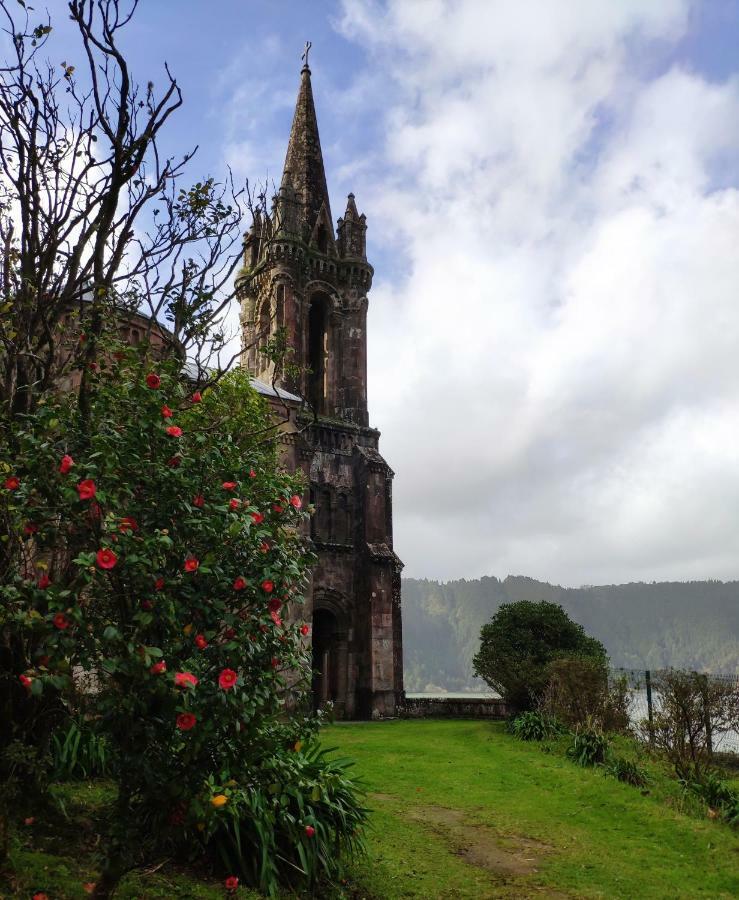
[49,1,739,586]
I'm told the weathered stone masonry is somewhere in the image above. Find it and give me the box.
[236,61,403,719]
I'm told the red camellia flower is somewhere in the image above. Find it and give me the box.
[145,372,161,389]
[24,522,39,535]
[167,455,182,468]
[259,541,270,553]
[222,481,237,491]
[19,674,32,690]
[195,634,208,650]
[271,657,279,669]
[272,503,284,513]
[161,405,173,418]
[218,668,238,690]
[251,512,264,525]
[53,612,70,630]
[261,580,274,594]
[141,599,153,610]
[4,475,20,490]
[166,425,183,437]
[225,876,239,892]
[184,556,199,573]
[305,825,316,838]
[38,574,51,589]
[290,494,302,509]
[77,479,96,500]
[232,576,246,591]
[229,498,240,510]
[191,391,202,403]
[150,661,167,675]
[248,468,257,478]
[96,548,118,570]
[59,454,74,474]
[192,494,205,508]
[176,712,197,731]
[24,816,35,825]
[300,624,310,637]
[225,627,236,640]
[270,610,282,627]
[118,516,138,533]
[174,672,199,688]
[268,597,282,613]
[155,577,165,591]
[32,893,49,900]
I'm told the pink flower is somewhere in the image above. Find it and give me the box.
[191,391,202,403]
[176,712,196,731]
[270,610,282,627]
[174,672,199,688]
[251,512,264,525]
[19,674,32,690]
[166,425,183,438]
[59,454,74,474]
[225,876,239,892]
[150,661,167,674]
[290,494,302,509]
[192,494,205,508]
[218,668,238,690]
[53,612,70,630]
[184,557,199,573]
[77,479,96,500]
[195,634,208,650]
[222,481,237,491]
[161,405,173,418]
[146,373,161,389]
[96,548,118,570]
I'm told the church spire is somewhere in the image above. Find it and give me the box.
[281,50,333,239]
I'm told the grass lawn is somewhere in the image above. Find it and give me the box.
[329,720,739,899]
[2,720,737,898]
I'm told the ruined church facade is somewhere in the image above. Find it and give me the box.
[236,61,403,719]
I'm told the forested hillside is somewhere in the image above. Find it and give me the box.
[402,576,739,692]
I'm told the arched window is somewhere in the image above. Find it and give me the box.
[308,293,329,414]
[258,300,270,345]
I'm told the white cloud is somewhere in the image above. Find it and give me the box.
[336,0,739,585]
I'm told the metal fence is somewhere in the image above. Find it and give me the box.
[610,668,739,756]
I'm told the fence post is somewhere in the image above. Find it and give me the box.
[645,669,653,740]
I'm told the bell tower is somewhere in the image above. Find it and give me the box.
[237,54,403,719]
[238,58,372,427]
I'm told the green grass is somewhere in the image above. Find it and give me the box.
[328,720,739,899]
[2,721,738,899]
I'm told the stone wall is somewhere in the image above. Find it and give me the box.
[399,696,509,719]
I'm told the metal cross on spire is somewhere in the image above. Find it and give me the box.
[301,40,312,69]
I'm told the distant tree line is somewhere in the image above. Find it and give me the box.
[402,575,739,692]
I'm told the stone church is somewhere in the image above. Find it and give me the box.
[236,58,404,719]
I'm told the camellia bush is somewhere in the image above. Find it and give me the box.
[0,341,366,897]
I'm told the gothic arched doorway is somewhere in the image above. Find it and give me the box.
[312,608,338,709]
[311,604,349,715]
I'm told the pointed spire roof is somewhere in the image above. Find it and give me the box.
[281,61,333,237]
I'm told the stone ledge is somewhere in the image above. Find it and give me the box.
[398,697,509,719]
